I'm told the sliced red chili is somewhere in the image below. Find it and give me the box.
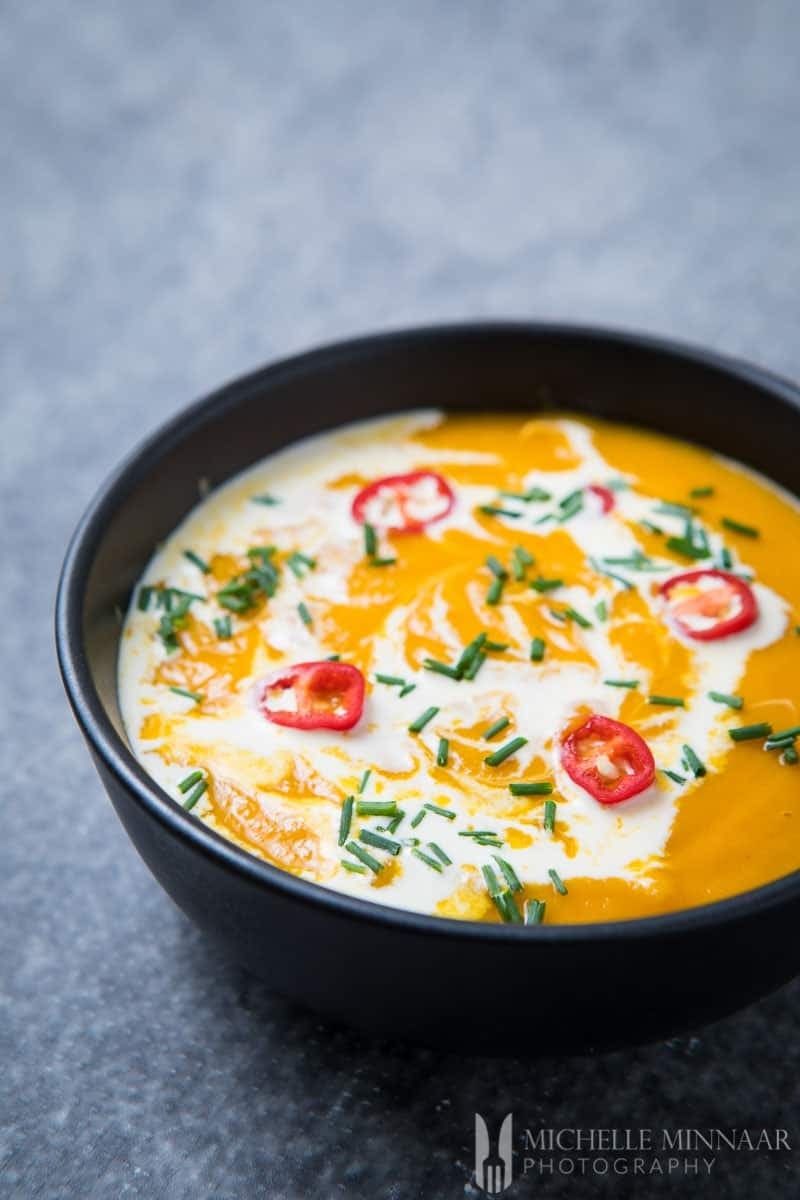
[257,661,365,730]
[659,568,758,641]
[351,470,455,533]
[586,483,616,514]
[561,714,655,804]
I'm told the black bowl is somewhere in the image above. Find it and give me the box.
[56,323,800,1053]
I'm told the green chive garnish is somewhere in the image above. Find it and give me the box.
[384,811,405,834]
[399,682,417,697]
[769,724,800,741]
[665,536,711,561]
[169,686,204,704]
[341,860,367,875]
[720,547,734,569]
[213,615,233,639]
[367,557,397,567]
[338,796,354,846]
[137,585,154,611]
[648,695,685,708]
[408,706,439,733]
[511,546,534,580]
[376,673,406,686]
[530,637,546,662]
[564,606,592,629]
[423,658,462,680]
[183,549,210,573]
[558,490,584,521]
[590,558,633,590]
[525,898,546,925]
[482,864,501,896]
[410,809,427,829]
[413,847,443,872]
[484,736,528,767]
[548,868,568,895]
[479,504,521,519]
[436,738,449,767]
[661,769,686,785]
[428,842,452,866]
[423,801,456,820]
[326,653,341,661]
[764,735,797,752]
[641,520,663,535]
[783,747,799,765]
[682,744,706,777]
[721,517,759,538]
[287,551,316,578]
[543,799,556,833]
[654,501,696,518]
[708,691,744,709]
[297,601,313,627]
[356,799,397,817]
[509,781,553,796]
[493,855,523,892]
[486,555,508,579]
[595,599,608,622]
[483,716,510,741]
[729,722,773,742]
[500,487,551,502]
[530,577,563,593]
[251,493,280,505]
[604,679,639,688]
[358,769,372,794]
[486,576,505,606]
[689,486,715,499]
[463,652,487,681]
[359,829,402,855]
[178,770,204,794]
[484,640,509,652]
[182,779,208,811]
[363,523,378,557]
[345,840,383,873]
[455,632,487,674]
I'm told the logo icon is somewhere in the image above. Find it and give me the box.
[475,1112,513,1194]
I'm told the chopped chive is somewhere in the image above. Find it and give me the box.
[493,855,523,892]
[463,651,487,681]
[169,686,204,704]
[708,691,744,709]
[345,840,383,873]
[783,747,799,765]
[764,735,797,752]
[530,637,546,663]
[483,716,511,741]
[478,504,521,519]
[486,576,505,606]
[399,682,417,697]
[436,738,449,767]
[459,829,499,839]
[423,801,456,820]
[376,673,405,686]
[604,678,639,689]
[455,632,487,674]
[368,557,398,567]
[246,545,277,563]
[512,545,535,579]
[326,653,341,661]
[530,577,563,593]
[363,523,377,557]
[719,546,734,569]
[183,549,211,573]
[500,487,551,503]
[534,513,555,526]
[428,842,452,866]
[690,485,715,499]
[297,601,313,627]
[251,493,280,505]
[653,501,696,518]
[543,799,556,833]
[482,864,502,897]
[595,599,608,622]
[682,744,706,777]
[358,769,372,794]
[178,770,204,794]
[721,517,759,538]
[525,898,546,925]
[729,722,772,742]
[341,860,367,875]
[769,724,800,741]
[661,768,687,785]
[665,536,711,561]
[410,809,427,829]
[359,829,402,855]
[564,606,593,629]
[558,490,584,521]
[484,736,528,767]
[412,847,444,872]
[182,779,208,811]
[496,890,523,923]
[423,658,462,680]
[548,608,567,623]
[137,585,154,611]
[287,551,316,578]
[356,800,397,818]
[408,706,439,733]
[338,796,354,846]
[213,615,233,639]
[486,555,508,579]
[548,867,568,895]
[648,694,686,708]
[385,811,405,834]
[589,557,634,590]
[484,641,509,654]
[509,781,553,796]
[640,520,664,535]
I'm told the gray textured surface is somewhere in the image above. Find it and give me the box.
[3,2,800,1197]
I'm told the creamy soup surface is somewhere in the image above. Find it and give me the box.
[118,412,800,924]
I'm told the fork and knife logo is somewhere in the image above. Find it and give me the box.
[475,1112,514,1194]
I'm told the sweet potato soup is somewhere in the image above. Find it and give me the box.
[118,413,800,925]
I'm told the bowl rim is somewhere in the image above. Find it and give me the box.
[55,319,800,945]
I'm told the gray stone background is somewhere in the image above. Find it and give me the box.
[2,2,799,1197]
